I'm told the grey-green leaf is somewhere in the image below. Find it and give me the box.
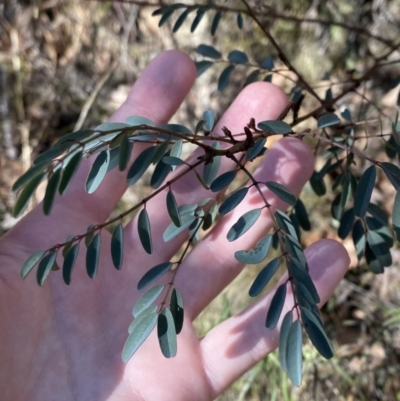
[122,312,158,363]
[261,55,274,70]
[21,250,45,279]
[210,170,237,192]
[62,243,79,285]
[218,65,235,92]
[132,284,164,318]
[36,251,57,286]
[127,146,156,186]
[227,208,261,242]
[393,189,400,241]
[119,135,133,171]
[317,113,340,128]
[138,209,152,254]
[191,8,206,32]
[111,223,124,270]
[85,150,110,194]
[237,13,243,28]
[166,190,181,227]
[170,288,184,334]
[59,151,82,195]
[158,307,177,358]
[203,110,215,132]
[12,162,48,192]
[137,262,172,291]
[235,235,272,264]
[265,282,287,329]
[43,168,61,215]
[289,258,320,303]
[265,181,297,206]
[33,147,62,165]
[86,233,101,279]
[294,199,311,231]
[173,8,190,32]
[126,115,155,127]
[381,162,400,190]
[249,257,280,297]
[246,137,266,161]
[13,172,46,218]
[354,165,376,218]
[301,307,333,359]
[338,207,355,239]
[228,50,248,63]
[195,61,213,77]
[219,187,248,215]
[286,320,303,386]
[279,310,293,371]
[163,214,196,242]
[196,44,221,59]
[211,11,221,36]
[203,142,221,185]
[257,120,292,134]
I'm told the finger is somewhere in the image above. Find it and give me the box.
[6,51,196,251]
[200,239,350,398]
[177,137,314,318]
[124,82,288,267]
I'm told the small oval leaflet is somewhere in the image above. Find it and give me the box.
[203,142,221,185]
[111,223,124,270]
[286,320,303,386]
[338,207,355,239]
[127,146,156,186]
[227,208,262,242]
[21,250,45,279]
[228,50,249,64]
[210,170,237,192]
[62,243,79,285]
[33,147,62,166]
[138,209,152,254]
[158,308,177,358]
[354,165,376,218]
[301,307,334,359]
[279,310,293,372]
[196,44,221,59]
[151,141,169,165]
[219,187,249,215]
[195,60,213,77]
[152,156,173,189]
[36,251,57,287]
[132,284,165,318]
[317,113,340,128]
[265,181,297,206]
[59,151,82,195]
[13,172,46,218]
[381,162,400,190]
[119,135,133,172]
[166,190,181,227]
[137,262,172,291]
[246,137,266,161]
[265,282,287,329]
[122,312,158,363]
[86,233,101,279]
[170,288,184,334]
[237,12,243,29]
[249,257,280,297]
[257,120,292,134]
[85,150,110,194]
[173,8,190,32]
[129,306,158,333]
[43,168,62,215]
[203,109,215,132]
[211,11,221,36]
[191,8,206,32]
[163,214,196,242]
[162,156,185,166]
[393,189,400,241]
[294,199,311,231]
[218,65,235,92]
[12,161,48,192]
[289,258,320,303]
[159,123,193,136]
[235,235,272,265]
[261,55,274,70]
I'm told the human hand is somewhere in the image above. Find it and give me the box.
[0,50,349,401]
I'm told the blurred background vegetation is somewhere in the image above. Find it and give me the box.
[1,0,400,399]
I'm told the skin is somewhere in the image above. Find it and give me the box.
[0,51,350,401]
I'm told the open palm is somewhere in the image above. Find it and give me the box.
[0,51,349,401]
